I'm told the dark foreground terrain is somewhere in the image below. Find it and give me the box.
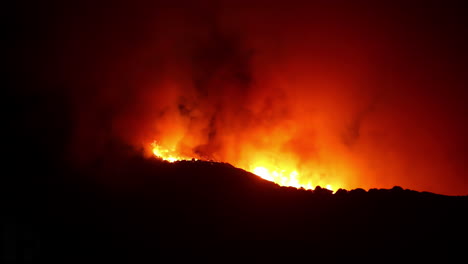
[6,145,468,262]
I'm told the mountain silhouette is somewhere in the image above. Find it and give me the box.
[7,143,468,262]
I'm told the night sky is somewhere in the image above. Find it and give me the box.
[9,0,468,195]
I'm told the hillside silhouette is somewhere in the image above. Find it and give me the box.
[8,142,468,262]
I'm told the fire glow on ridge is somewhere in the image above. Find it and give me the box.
[151,142,334,191]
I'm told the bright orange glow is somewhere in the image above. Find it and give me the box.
[252,166,308,189]
[151,141,196,163]
[151,142,336,191]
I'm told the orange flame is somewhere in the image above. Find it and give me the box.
[151,142,335,191]
[151,141,196,163]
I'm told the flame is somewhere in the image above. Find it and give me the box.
[151,142,196,163]
[253,166,305,189]
[151,142,335,192]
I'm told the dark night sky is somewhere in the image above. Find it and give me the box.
[8,0,468,195]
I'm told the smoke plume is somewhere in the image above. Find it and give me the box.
[18,0,468,195]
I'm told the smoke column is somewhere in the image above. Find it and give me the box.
[18,0,468,195]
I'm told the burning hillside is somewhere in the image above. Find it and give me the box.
[7,1,468,262]
[8,0,468,196]
[151,141,334,191]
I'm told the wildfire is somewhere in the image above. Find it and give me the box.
[251,166,333,191]
[151,142,196,163]
[151,142,334,191]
